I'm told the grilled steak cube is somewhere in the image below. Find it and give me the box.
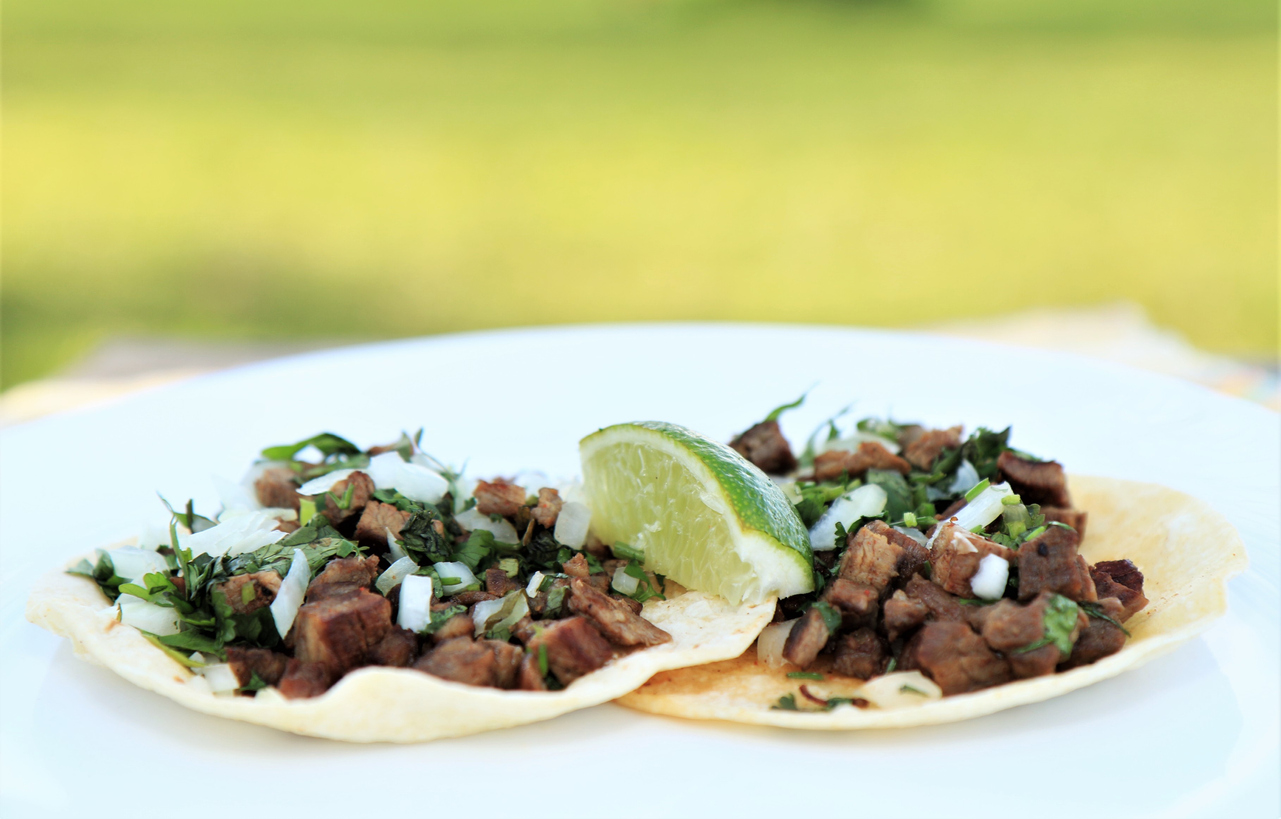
[821,578,879,629]
[367,626,419,667]
[488,640,523,689]
[519,653,548,691]
[781,606,832,669]
[354,501,411,549]
[415,637,502,687]
[883,590,929,641]
[831,628,887,680]
[1040,507,1088,538]
[930,523,1014,598]
[980,592,1082,679]
[562,553,591,579]
[485,567,522,597]
[293,589,392,673]
[306,555,381,601]
[902,426,962,471]
[1090,560,1148,621]
[729,420,798,475]
[839,520,928,594]
[904,574,970,624]
[214,570,282,615]
[453,590,498,606]
[254,467,302,511]
[430,613,475,643]
[568,578,671,647]
[997,451,1072,508]
[226,646,288,687]
[1060,597,1128,670]
[531,487,564,528]
[474,479,526,518]
[903,621,1011,695]
[1018,526,1097,602]
[526,616,616,685]
[319,471,374,525]
[813,442,911,481]
[278,659,333,699]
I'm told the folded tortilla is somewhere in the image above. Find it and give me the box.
[27,560,773,742]
[616,476,1247,729]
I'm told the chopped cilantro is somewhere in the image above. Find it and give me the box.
[763,391,808,423]
[810,600,842,634]
[899,685,928,696]
[261,432,360,462]
[787,671,824,680]
[771,693,800,711]
[963,478,990,502]
[864,469,913,522]
[537,644,549,677]
[421,604,466,635]
[1014,594,1081,655]
[1079,601,1131,636]
[611,542,644,562]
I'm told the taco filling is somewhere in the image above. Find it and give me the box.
[724,405,1148,709]
[72,431,675,699]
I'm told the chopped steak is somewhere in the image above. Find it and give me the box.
[1041,507,1088,538]
[903,574,969,624]
[1090,566,1148,621]
[903,426,963,471]
[1060,597,1128,670]
[781,606,832,669]
[254,467,302,511]
[831,628,887,680]
[474,479,527,518]
[354,501,411,549]
[612,594,644,615]
[839,520,927,594]
[561,553,591,579]
[518,653,548,691]
[367,626,418,667]
[813,442,911,481]
[214,570,281,615]
[431,613,474,643]
[904,621,1011,695]
[531,487,564,528]
[488,640,524,689]
[729,420,798,475]
[930,523,1015,598]
[452,590,498,606]
[320,471,375,525]
[485,567,522,597]
[525,616,616,685]
[415,637,506,688]
[1093,559,1144,593]
[306,555,381,601]
[226,646,288,687]
[980,593,1076,679]
[568,578,671,647]
[1017,526,1097,602]
[584,574,612,595]
[293,589,392,674]
[997,451,1072,508]
[821,578,879,629]
[278,659,333,699]
[883,590,929,641]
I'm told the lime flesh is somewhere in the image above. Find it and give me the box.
[580,421,813,606]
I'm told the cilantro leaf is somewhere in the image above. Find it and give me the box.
[1014,594,1080,655]
[261,432,360,462]
[864,469,913,521]
[763,390,808,423]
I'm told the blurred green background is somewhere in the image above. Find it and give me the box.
[3,0,1276,389]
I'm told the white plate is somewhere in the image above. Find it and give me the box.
[2,324,1277,819]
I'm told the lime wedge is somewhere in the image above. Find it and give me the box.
[580,421,813,605]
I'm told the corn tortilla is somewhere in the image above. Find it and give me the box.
[27,562,773,743]
[616,476,1247,729]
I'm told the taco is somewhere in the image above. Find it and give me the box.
[615,408,1247,727]
[26,431,772,742]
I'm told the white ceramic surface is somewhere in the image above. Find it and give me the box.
[2,324,1277,819]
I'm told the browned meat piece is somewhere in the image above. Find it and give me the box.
[318,471,374,525]
[903,426,963,471]
[1060,597,1128,670]
[781,607,832,669]
[353,501,411,549]
[929,523,1015,598]
[612,594,644,615]
[821,578,879,629]
[254,467,302,511]
[838,520,928,594]
[1090,566,1148,622]
[980,592,1081,679]
[1094,559,1143,592]
[431,613,474,643]
[226,646,288,687]
[367,626,418,667]
[832,628,887,679]
[474,479,527,518]
[562,553,591,579]
[293,589,392,674]
[525,616,616,685]
[813,442,911,481]
[997,451,1072,508]
[883,590,929,641]
[585,574,611,595]
[531,487,564,528]
[489,640,523,689]
[568,578,671,647]
[306,555,381,601]
[519,652,548,691]
[1018,526,1097,602]
[904,574,969,623]
[275,519,301,534]
[278,659,333,699]
[214,571,282,615]
[729,420,798,475]
[903,621,1011,695]
[415,637,501,687]
[1041,507,1088,538]
[528,577,570,619]
[448,590,495,607]
[485,567,522,596]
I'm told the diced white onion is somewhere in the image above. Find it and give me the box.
[375,556,419,595]
[455,507,519,544]
[269,549,310,639]
[201,663,241,694]
[136,521,173,550]
[951,482,1015,532]
[525,571,546,597]
[296,468,357,497]
[213,474,262,514]
[971,553,1010,600]
[612,566,640,595]
[809,484,888,551]
[820,432,901,455]
[555,479,589,508]
[180,510,287,558]
[396,574,434,632]
[367,452,449,504]
[107,546,170,582]
[756,619,798,668]
[451,477,479,513]
[385,527,408,563]
[947,459,981,497]
[554,501,592,549]
[432,561,479,595]
[472,592,528,637]
[893,526,928,546]
[856,671,942,708]
[117,596,181,635]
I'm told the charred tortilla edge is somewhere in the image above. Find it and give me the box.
[615,476,1248,729]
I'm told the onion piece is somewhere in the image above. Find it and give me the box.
[809,484,888,551]
[947,459,981,497]
[367,452,449,504]
[432,561,478,595]
[951,482,1015,532]
[117,596,181,635]
[375,556,418,595]
[296,468,357,497]
[136,521,174,551]
[396,574,434,632]
[819,432,901,455]
[201,663,241,695]
[472,592,528,637]
[893,526,928,546]
[385,527,408,563]
[856,671,942,708]
[554,502,591,550]
[180,510,287,558]
[612,566,640,596]
[970,553,1010,600]
[756,619,799,668]
[455,507,519,544]
[269,549,310,639]
[525,571,546,597]
[107,546,170,582]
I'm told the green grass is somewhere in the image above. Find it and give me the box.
[3,0,1276,388]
